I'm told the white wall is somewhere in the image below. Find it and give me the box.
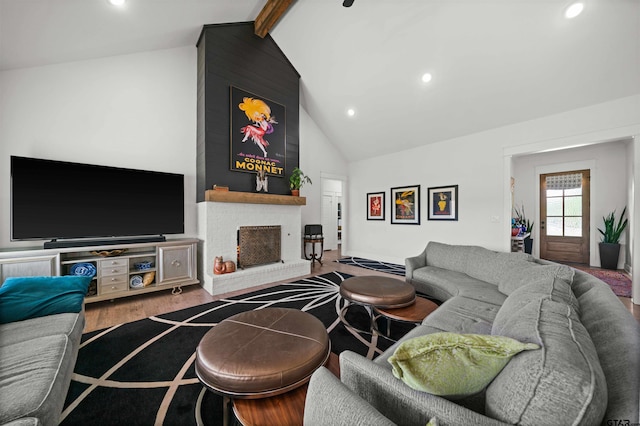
[512,140,629,268]
[0,47,197,248]
[346,95,640,266]
[0,48,349,264]
[298,106,349,237]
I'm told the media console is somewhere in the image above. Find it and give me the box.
[0,239,199,303]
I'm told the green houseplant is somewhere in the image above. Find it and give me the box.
[289,167,312,196]
[597,207,628,269]
[513,204,534,254]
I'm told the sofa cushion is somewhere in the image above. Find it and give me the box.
[425,242,477,275]
[411,266,507,305]
[0,312,84,347]
[497,262,574,295]
[0,275,91,324]
[494,276,579,320]
[422,296,501,335]
[305,367,395,426]
[0,335,74,426]
[388,332,539,397]
[487,298,607,425]
[464,246,532,285]
[411,267,464,300]
[574,276,640,422]
[424,242,532,286]
[2,418,41,426]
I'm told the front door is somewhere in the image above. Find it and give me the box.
[539,170,590,264]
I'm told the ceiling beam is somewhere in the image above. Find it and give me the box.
[254,0,293,38]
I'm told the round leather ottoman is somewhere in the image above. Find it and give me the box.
[195,307,330,399]
[340,276,416,308]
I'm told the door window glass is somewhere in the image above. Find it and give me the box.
[545,173,583,237]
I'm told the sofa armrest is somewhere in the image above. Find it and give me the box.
[304,367,395,426]
[340,351,508,426]
[405,247,428,281]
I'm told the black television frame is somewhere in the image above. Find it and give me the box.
[10,156,185,249]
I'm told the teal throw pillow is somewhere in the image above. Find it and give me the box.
[0,275,91,324]
[388,332,539,397]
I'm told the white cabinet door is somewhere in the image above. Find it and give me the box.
[0,254,60,284]
[157,245,194,285]
[322,194,338,250]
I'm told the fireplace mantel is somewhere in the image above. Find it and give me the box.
[205,190,306,206]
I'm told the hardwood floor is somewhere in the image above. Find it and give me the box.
[83,248,640,333]
[83,248,393,332]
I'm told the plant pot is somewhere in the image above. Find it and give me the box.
[524,237,533,255]
[291,189,300,196]
[599,242,620,270]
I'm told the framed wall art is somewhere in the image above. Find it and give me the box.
[366,192,385,220]
[391,185,420,225]
[230,86,286,177]
[428,185,458,221]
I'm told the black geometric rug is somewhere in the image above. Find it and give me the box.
[337,256,405,277]
[60,272,414,426]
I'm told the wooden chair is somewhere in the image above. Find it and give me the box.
[303,224,324,266]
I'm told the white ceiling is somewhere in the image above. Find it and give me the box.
[1,0,639,161]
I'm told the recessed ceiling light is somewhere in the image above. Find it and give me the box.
[109,0,126,6]
[564,2,584,19]
[347,108,356,117]
[421,73,433,83]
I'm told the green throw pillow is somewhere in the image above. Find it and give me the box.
[0,275,92,324]
[388,332,539,397]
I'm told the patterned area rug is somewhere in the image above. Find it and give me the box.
[336,256,405,276]
[60,272,413,426]
[570,265,632,298]
[338,257,633,298]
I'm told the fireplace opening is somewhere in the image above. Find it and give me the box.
[237,225,282,268]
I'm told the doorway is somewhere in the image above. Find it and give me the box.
[321,179,343,251]
[539,170,590,264]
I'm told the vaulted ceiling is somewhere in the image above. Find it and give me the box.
[1,0,638,161]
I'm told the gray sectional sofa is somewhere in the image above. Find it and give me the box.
[304,241,640,425]
[0,311,85,426]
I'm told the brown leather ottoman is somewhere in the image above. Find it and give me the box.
[195,307,330,399]
[340,276,416,308]
[339,276,416,334]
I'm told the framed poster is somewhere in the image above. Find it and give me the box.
[230,86,286,177]
[428,185,458,221]
[366,192,385,220]
[391,185,420,225]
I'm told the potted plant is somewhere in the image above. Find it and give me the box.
[597,207,628,270]
[513,204,534,254]
[289,167,312,196]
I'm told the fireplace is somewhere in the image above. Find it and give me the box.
[237,225,281,268]
[197,192,310,296]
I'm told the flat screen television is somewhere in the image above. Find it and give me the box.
[11,156,185,247]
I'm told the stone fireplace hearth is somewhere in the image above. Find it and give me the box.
[197,191,310,296]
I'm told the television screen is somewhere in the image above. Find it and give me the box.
[11,156,185,242]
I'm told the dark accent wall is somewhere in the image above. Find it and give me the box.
[196,22,300,202]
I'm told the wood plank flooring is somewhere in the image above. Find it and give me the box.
[83,249,393,332]
[83,248,639,333]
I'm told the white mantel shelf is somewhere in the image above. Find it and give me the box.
[204,190,306,206]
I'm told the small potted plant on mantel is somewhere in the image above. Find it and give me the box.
[598,207,628,270]
[289,167,312,196]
